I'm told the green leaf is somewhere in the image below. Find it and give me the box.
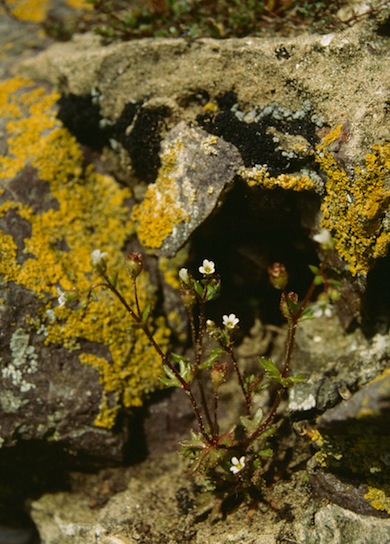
[193,280,204,298]
[204,282,221,301]
[279,374,307,388]
[199,348,225,370]
[286,297,301,316]
[251,420,283,448]
[142,304,151,322]
[110,271,119,287]
[240,407,263,434]
[308,264,319,275]
[258,357,281,381]
[171,352,190,365]
[257,447,273,458]
[159,364,181,388]
[298,307,315,321]
[179,358,193,383]
[179,429,206,456]
[314,274,324,285]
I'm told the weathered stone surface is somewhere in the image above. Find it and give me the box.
[0,77,169,462]
[132,121,243,256]
[288,318,390,414]
[30,451,390,544]
[21,24,389,168]
[294,503,390,544]
[2,5,390,541]
[317,369,390,435]
[20,19,390,281]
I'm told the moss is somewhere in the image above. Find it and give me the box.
[0,77,170,427]
[240,165,316,191]
[316,134,390,276]
[131,138,190,250]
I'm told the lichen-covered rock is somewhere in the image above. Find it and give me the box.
[132,121,243,256]
[294,503,390,544]
[30,451,390,544]
[289,318,390,414]
[0,77,170,460]
[20,19,390,280]
[305,370,390,518]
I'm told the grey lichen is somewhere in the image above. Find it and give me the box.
[2,328,39,393]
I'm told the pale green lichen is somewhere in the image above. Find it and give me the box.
[316,129,390,276]
[0,77,170,428]
[1,328,38,393]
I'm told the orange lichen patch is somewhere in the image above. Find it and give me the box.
[365,486,390,515]
[3,0,91,22]
[240,165,316,191]
[5,0,50,22]
[317,139,390,276]
[0,77,170,427]
[66,0,92,9]
[132,140,190,249]
[78,316,169,428]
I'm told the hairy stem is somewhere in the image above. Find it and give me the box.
[102,274,213,444]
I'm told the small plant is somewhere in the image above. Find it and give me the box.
[82,0,350,42]
[59,237,339,512]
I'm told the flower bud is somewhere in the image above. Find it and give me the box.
[268,262,288,290]
[211,362,228,390]
[181,288,197,308]
[91,249,108,275]
[206,319,222,341]
[280,291,298,319]
[179,268,190,285]
[125,252,144,279]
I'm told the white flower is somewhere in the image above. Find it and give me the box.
[179,268,190,283]
[199,259,215,275]
[91,249,108,266]
[230,456,245,474]
[223,313,239,329]
[311,301,333,318]
[56,287,66,308]
[313,229,334,250]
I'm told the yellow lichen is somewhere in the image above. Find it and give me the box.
[365,486,390,515]
[0,77,170,427]
[131,140,189,249]
[158,246,190,290]
[240,165,316,191]
[4,0,50,22]
[316,140,390,275]
[2,0,91,22]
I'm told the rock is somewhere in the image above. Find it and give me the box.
[20,20,390,281]
[0,77,170,461]
[304,371,390,518]
[2,8,390,542]
[132,121,243,256]
[294,503,390,544]
[317,369,390,436]
[30,450,390,544]
[21,27,389,167]
[288,319,390,414]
